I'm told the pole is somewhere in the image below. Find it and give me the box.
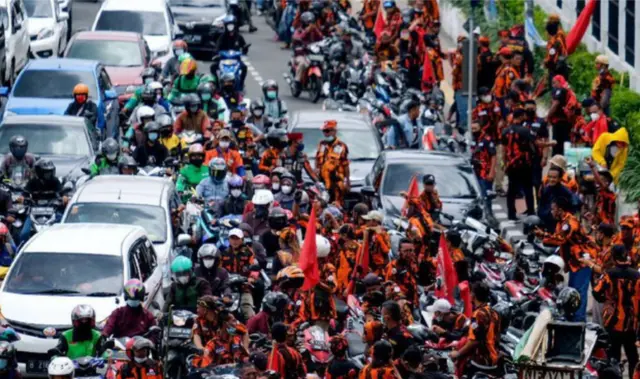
[466,14,474,134]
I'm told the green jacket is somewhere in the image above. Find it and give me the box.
[89,157,119,176]
[123,87,144,111]
[163,277,213,312]
[62,329,102,360]
[168,75,202,102]
[176,164,209,192]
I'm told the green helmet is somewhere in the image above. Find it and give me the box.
[200,74,216,84]
[178,53,193,63]
[171,256,193,274]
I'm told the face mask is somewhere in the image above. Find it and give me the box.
[590,112,600,121]
[189,105,199,113]
[148,132,159,141]
[481,95,492,103]
[266,91,277,100]
[403,17,411,24]
[175,48,184,56]
[126,299,141,308]
[177,276,190,285]
[255,206,269,219]
[281,185,293,194]
[201,94,212,102]
[191,158,204,167]
[134,357,147,364]
[546,23,558,35]
[106,153,118,161]
[472,131,481,139]
[231,189,243,198]
[253,110,264,117]
[526,109,536,118]
[230,120,243,128]
[144,78,153,85]
[203,259,215,269]
[76,95,88,104]
[272,183,280,191]
[325,135,335,142]
[219,141,231,149]
[226,24,235,32]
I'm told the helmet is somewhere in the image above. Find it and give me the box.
[252,189,274,206]
[320,120,337,131]
[143,121,161,134]
[141,86,155,104]
[197,82,215,100]
[123,279,145,301]
[266,128,288,148]
[301,11,315,25]
[73,83,89,96]
[0,341,16,363]
[271,167,288,180]
[316,235,331,258]
[200,74,215,84]
[276,266,305,289]
[250,99,265,115]
[197,244,219,260]
[223,14,236,25]
[180,58,198,75]
[262,291,290,314]
[173,39,188,55]
[178,52,193,63]
[118,155,138,174]
[9,135,28,160]
[252,174,271,188]
[137,105,156,121]
[71,304,96,327]
[141,67,156,83]
[220,72,236,87]
[595,54,609,65]
[330,335,348,357]
[262,79,278,99]
[101,138,119,162]
[280,171,296,186]
[156,114,173,130]
[268,207,288,231]
[208,157,227,183]
[184,93,201,111]
[228,174,244,189]
[543,255,565,273]
[35,159,56,181]
[132,337,154,353]
[382,0,395,8]
[48,357,74,378]
[171,255,193,275]
[149,81,163,92]
[401,8,414,22]
[556,287,581,319]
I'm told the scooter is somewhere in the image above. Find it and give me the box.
[298,324,331,376]
[163,309,199,379]
[284,41,324,103]
[215,46,251,92]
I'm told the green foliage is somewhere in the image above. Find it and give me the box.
[610,88,640,126]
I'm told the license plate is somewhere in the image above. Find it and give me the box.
[308,54,324,61]
[520,368,577,379]
[184,34,202,43]
[26,359,49,374]
[31,207,55,216]
[168,327,191,339]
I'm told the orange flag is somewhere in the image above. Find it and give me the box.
[299,207,319,291]
[401,175,420,216]
[346,236,370,295]
[421,51,436,92]
[373,3,386,39]
[434,234,458,305]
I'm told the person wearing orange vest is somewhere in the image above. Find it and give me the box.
[116,338,162,379]
[204,129,245,177]
[360,0,379,40]
[544,14,567,85]
[316,120,350,206]
[492,47,520,116]
[592,54,615,114]
[259,128,287,174]
[547,74,580,155]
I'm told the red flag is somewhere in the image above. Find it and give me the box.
[566,0,596,54]
[346,236,371,295]
[458,281,472,318]
[434,234,458,305]
[401,175,420,217]
[267,346,283,374]
[373,4,386,39]
[421,51,435,92]
[299,207,319,291]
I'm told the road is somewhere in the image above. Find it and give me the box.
[73,0,321,113]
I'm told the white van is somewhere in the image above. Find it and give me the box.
[0,0,29,85]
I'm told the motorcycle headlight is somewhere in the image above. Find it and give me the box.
[172,314,187,327]
[37,28,54,40]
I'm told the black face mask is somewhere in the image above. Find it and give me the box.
[546,22,558,35]
[472,131,481,139]
[525,109,536,119]
[230,119,244,129]
[190,158,204,167]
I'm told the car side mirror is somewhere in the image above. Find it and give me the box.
[176,233,191,247]
[59,12,69,22]
[360,186,377,198]
[0,87,8,97]
[104,90,118,101]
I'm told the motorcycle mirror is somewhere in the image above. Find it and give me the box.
[360,186,377,198]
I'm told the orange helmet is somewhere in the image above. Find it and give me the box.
[180,58,198,75]
[73,83,89,96]
[321,120,338,131]
[173,39,188,50]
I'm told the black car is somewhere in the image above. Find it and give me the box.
[288,111,383,209]
[168,0,226,58]
[362,150,484,222]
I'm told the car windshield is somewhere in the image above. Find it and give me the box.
[65,203,167,243]
[298,127,379,160]
[23,0,53,18]
[0,124,90,157]
[4,253,123,296]
[13,70,97,99]
[383,163,479,198]
[169,0,223,6]
[95,10,168,36]
[67,40,143,67]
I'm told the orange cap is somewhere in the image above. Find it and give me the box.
[321,120,338,131]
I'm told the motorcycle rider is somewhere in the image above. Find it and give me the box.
[49,305,103,359]
[158,114,185,158]
[122,68,158,115]
[262,80,288,122]
[268,322,307,377]
[327,335,360,379]
[247,99,268,132]
[164,256,213,312]
[128,86,165,126]
[102,279,157,339]
[316,120,350,206]
[195,244,230,296]
[197,314,249,366]
[419,174,442,220]
[243,189,274,237]
[215,15,250,91]
[1,135,35,183]
[205,129,245,176]
[219,174,247,216]
[168,58,201,102]
[292,12,323,93]
[174,94,210,137]
[118,155,139,175]
[220,228,256,275]
[428,299,468,342]
[198,82,227,122]
[247,292,290,335]
[384,238,419,306]
[359,340,401,379]
[116,338,162,379]
[47,357,75,379]
[193,295,223,353]
[89,138,120,176]
[283,132,318,183]
[162,40,188,80]
[196,158,229,203]
[123,105,155,149]
[0,342,19,379]
[219,72,243,110]
[176,144,209,192]
[132,122,169,167]
[259,129,288,173]
[381,300,414,359]
[274,171,296,210]
[64,84,99,129]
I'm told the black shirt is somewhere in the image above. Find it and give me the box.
[328,358,359,379]
[132,142,169,167]
[386,325,414,359]
[216,32,247,52]
[25,178,63,201]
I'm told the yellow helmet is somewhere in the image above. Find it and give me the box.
[179,58,198,75]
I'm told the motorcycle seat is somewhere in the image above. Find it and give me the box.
[335,298,348,317]
[345,332,366,357]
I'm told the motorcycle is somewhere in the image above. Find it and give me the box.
[215,47,251,92]
[163,309,199,379]
[73,357,106,379]
[298,324,331,376]
[284,42,324,103]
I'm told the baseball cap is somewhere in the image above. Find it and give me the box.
[229,228,244,239]
[362,210,384,223]
[423,174,436,185]
[426,299,452,313]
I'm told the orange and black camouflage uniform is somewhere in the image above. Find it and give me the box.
[384,10,403,39]
[592,69,615,106]
[233,126,254,151]
[316,138,350,206]
[375,43,400,63]
[426,46,445,84]
[451,50,463,91]
[541,172,579,193]
[297,286,338,324]
[502,122,535,218]
[467,303,500,366]
[358,365,401,379]
[258,147,283,173]
[361,0,379,32]
[199,324,248,366]
[368,229,391,275]
[544,29,567,73]
[595,187,617,226]
[268,342,307,379]
[477,42,495,91]
[492,63,519,100]
[116,361,163,379]
[419,190,442,218]
[192,316,218,346]
[423,0,440,26]
[384,259,419,306]
[219,245,256,275]
[542,212,596,272]
[472,100,502,140]
[337,239,361,294]
[470,132,496,182]
[432,311,468,341]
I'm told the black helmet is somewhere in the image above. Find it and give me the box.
[329,43,346,62]
[101,138,119,162]
[35,159,56,181]
[118,155,138,174]
[250,99,265,116]
[268,207,288,231]
[556,287,581,319]
[156,114,173,130]
[221,72,235,87]
[9,135,28,160]
[401,99,420,114]
[301,11,315,25]
[141,67,156,83]
[262,79,278,99]
[141,86,155,104]
[266,128,288,148]
[262,291,290,315]
[143,121,162,134]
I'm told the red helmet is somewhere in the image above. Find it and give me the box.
[252,174,271,188]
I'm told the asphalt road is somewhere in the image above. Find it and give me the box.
[72,0,322,112]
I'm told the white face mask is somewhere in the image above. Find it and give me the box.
[281,185,293,194]
[272,183,280,191]
[219,141,231,149]
[231,189,243,198]
[590,112,600,121]
[203,259,215,269]
[481,95,492,103]
[175,48,184,56]
[177,276,190,285]
[226,24,235,32]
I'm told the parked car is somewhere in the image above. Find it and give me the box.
[168,0,225,58]
[0,58,119,139]
[0,115,96,180]
[0,223,164,375]
[55,0,72,41]
[62,175,181,291]
[24,0,68,58]
[92,0,178,65]
[0,0,30,85]
[362,150,484,221]
[64,31,150,106]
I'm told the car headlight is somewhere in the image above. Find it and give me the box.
[37,28,54,40]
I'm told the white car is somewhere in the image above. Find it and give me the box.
[0,223,164,375]
[0,0,30,85]
[92,0,177,65]
[24,0,68,58]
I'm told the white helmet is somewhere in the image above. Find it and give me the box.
[544,255,565,272]
[48,357,74,378]
[149,81,163,91]
[137,105,155,119]
[316,235,331,258]
[197,243,218,259]
[252,189,274,206]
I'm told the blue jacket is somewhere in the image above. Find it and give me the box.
[0,242,16,267]
[196,177,229,203]
[538,183,581,230]
[385,114,423,149]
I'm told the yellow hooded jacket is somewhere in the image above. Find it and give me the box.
[592,127,629,184]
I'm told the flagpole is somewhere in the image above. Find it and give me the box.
[466,10,474,134]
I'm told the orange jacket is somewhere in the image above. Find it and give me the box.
[204,147,244,175]
[259,147,283,173]
[542,212,596,272]
[493,63,519,98]
[544,30,567,69]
